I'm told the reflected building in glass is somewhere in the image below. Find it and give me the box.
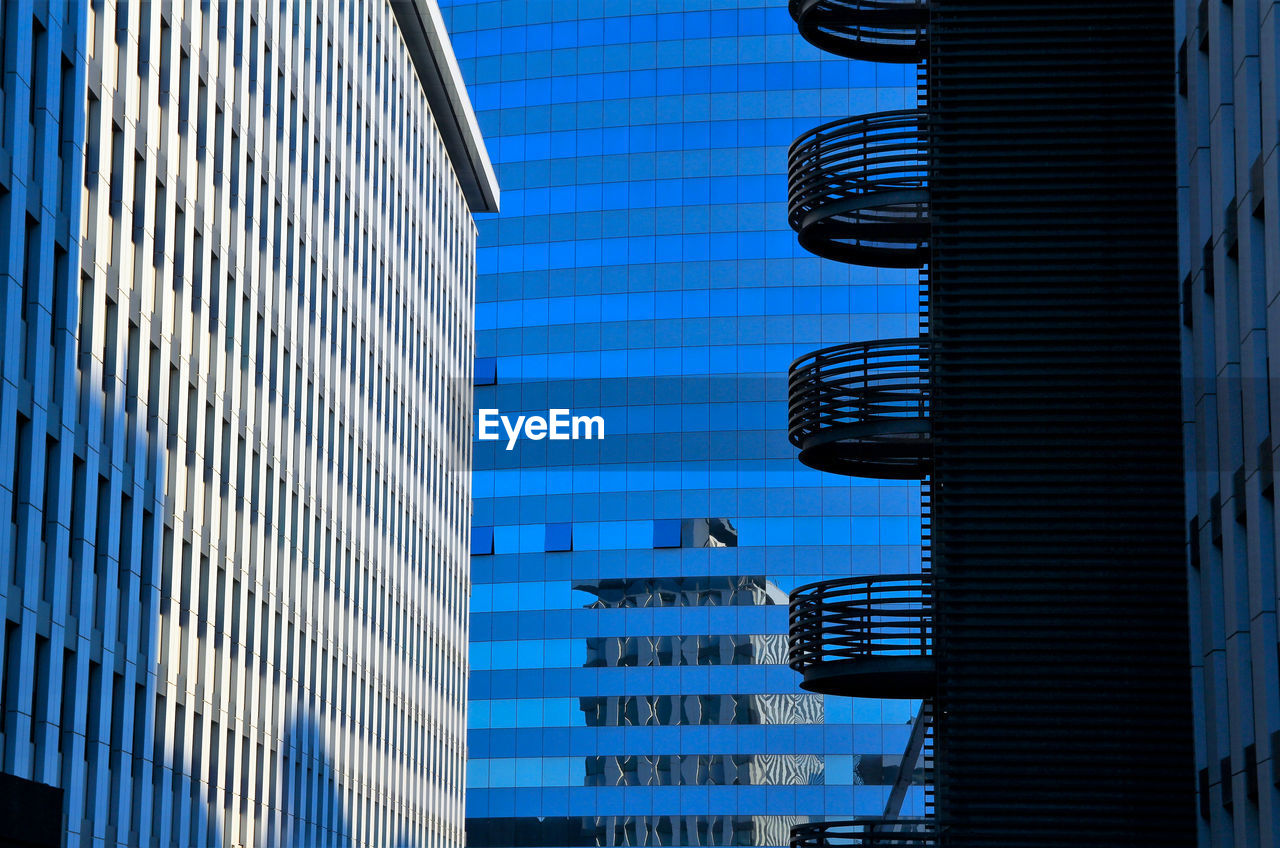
[441,1,926,846]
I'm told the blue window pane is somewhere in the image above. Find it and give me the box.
[472,526,494,556]
[545,522,573,552]
[652,518,681,548]
[475,356,497,386]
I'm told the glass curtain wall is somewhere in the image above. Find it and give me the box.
[440,1,923,844]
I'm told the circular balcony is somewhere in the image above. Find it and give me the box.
[792,820,938,848]
[789,574,934,698]
[788,110,928,268]
[789,0,928,63]
[788,338,930,479]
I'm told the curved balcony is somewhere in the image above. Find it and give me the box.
[788,110,928,268]
[789,0,928,63]
[792,820,938,848]
[789,574,934,698]
[788,338,930,479]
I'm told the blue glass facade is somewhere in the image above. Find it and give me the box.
[440,1,925,844]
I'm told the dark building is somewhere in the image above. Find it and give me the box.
[0,772,62,848]
[1178,0,1280,843]
[784,1,1197,845]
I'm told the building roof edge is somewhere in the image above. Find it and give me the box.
[391,0,500,214]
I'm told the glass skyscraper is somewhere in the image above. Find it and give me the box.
[441,1,926,845]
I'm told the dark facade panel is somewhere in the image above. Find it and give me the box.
[928,3,1195,845]
[0,772,62,848]
[1177,0,1280,839]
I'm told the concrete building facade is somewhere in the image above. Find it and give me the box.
[0,2,495,846]
[1179,0,1280,844]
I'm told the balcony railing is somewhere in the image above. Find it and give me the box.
[788,338,930,479]
[789,0,928,63]
[788,110,928,268]
[792,820,938,848]
[789,574,934,698]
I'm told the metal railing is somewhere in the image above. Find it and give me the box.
[789,574,933,677]
[788,110,928,268]
[789,0,928,63]
[792,819,938,848]
[788,338,930,478]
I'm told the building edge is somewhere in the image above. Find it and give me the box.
[392,0,501,214]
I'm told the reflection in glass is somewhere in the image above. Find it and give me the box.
[684,517,738,547]
[575,576,785,609]
[582,633,789,668]
[468,815,816,848]
[468,753,928,788]
[454,0,925,841]
[586,753,822,786]
[578,693,824,727]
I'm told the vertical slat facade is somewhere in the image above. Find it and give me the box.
[0,2,483,847]
[1179,0,1280,845]
[928,3,1196,844]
